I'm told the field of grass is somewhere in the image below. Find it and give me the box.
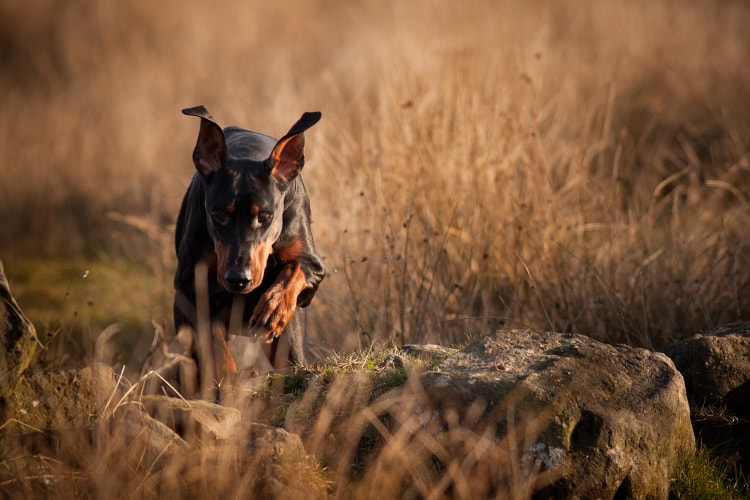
[2,0,749,361]
[1,1,749,495]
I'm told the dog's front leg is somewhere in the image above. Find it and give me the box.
[249,261,307,342]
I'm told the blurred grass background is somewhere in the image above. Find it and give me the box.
[0,0,749,368]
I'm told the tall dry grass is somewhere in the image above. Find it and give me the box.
[0,349,551,499]
[1,1,749,496]
[1,0,749,356]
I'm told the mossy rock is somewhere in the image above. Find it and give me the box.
[0,363,115,436]
[0,259,38,395]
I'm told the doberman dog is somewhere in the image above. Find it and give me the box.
[174,106,325,395]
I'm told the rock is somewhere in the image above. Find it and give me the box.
[1,363,116,435]
[414,330,694,499]
[244,421,306,455]
[401,343,457,362]
[662,323,750,409]
[240,423,328,499]
[141,420,327,499]
[662,323,750,479]
[138,396,327,497]
[724,379,750,419]
[103,403,192,470]
[141,394,241,440]
[0,362,119,494]
[0,259,38,395]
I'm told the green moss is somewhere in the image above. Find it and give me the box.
[371,368,408,398]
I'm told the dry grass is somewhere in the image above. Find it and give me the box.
[2,0,749,353]
[0,1,749,495]
[0,349,549,499]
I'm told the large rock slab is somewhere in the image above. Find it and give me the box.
[418,330,694,499]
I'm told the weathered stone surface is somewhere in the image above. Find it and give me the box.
[662,323,750,479]
[0,259,38,395]
[141,394,241,440]
[418,330,694,499]
[244,421,306,455]
[106,403,191,470]
[1,363,116,435]
[239,422,328,500]
[401,343,457,362]
[141,419,327,499]
[662,323,750,408]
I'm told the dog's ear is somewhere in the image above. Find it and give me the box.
[182,106,226,176]
[269,112,322,182]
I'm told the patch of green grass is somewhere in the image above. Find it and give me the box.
[7,256,169,327]
[3,255,172,370]
[371,367,408,397]
[671,445,748,500]
[268,347,430,434]
[283,347,430,399]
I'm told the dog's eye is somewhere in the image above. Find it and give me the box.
[257,212,273,225]
[211,211,230,226]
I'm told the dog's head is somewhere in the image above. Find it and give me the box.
[182,106,321,293]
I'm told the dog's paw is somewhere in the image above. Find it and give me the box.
[249,263,306,341]
[249,287,295,342]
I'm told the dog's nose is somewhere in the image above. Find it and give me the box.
[224,269,250,290]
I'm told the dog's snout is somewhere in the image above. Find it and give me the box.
[224,269,250,291]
